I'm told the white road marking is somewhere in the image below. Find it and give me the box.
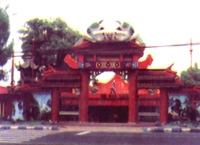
[76,131,91,135]
[0,129,56,143]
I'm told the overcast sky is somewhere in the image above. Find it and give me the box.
[1,0,200,85]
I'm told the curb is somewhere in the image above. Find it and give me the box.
[144,127,200,133]
[0,125,59,130]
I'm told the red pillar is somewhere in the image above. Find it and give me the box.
[128,70,138,123]
[191,95,197,110]
[79,71,89,122]
[51,88,59,123]
[160,88,168,124]
[25,94,31,121]
[26,95,31,113]
[5,99,12,120]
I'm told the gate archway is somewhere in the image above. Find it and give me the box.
[17,20,181,124]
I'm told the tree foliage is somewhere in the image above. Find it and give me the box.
[0,7,14,80]
[180,62,200,86]
[19,17,81,66]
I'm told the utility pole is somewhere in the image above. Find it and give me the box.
[190,38,193,86]
[11,54,14,87]
[32,39,35,85]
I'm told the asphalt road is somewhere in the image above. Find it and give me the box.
[13,131,200,145]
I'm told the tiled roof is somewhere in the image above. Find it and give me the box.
[73,38,145,56]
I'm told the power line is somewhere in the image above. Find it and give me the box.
[11,42,200,56]
[146,42,200,48]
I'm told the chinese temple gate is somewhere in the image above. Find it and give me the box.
[15,20,186,124]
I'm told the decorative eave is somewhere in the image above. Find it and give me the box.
[137,75,175,81]
[38,68,81,88]
[41,71,80,80]
[137,68,181,89]
[137,69,177,80]
[73,38,145,57]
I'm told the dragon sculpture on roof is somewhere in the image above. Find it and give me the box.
[87,20,136,42]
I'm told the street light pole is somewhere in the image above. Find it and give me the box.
[190,38,193,86]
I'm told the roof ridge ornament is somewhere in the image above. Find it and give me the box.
[19,59,39,69]
[87,20,136,42]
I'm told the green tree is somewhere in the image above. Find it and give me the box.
[180,62,200,86]
[18,17,81,66]
[0,6,14,80]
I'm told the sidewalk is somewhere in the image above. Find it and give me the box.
[59,122,149,133]
[0,121,58,130]
[0,121,199,133]
[60,125,144,133]
[58,122,200,133]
